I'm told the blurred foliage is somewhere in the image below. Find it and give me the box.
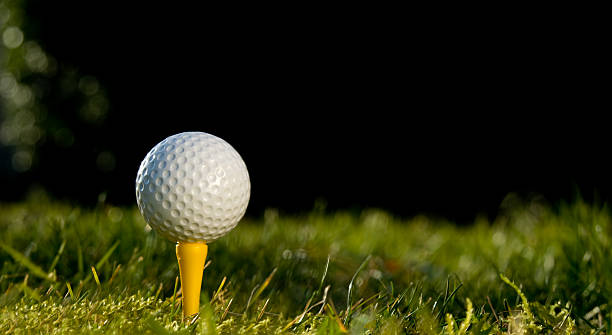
[0,0,110,173]
[0,194,610,333]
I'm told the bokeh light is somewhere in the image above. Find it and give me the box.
[96,151,116,172]
[2,26,23,49]
[1,0,110,175]
[24,41,49,72]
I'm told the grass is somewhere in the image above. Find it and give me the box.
[0,192,611,334]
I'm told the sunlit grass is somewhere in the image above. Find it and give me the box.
[0,193,610,333]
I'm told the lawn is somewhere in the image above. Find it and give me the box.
[0,193,610,334]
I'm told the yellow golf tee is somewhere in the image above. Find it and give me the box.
[176,241,208,317]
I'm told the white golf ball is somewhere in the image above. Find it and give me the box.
[136,132,250,242]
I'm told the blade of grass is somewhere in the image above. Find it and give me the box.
[47,239,66,273]
[74,280,85,301]
[220,298,233,321]
[345,254,371,323]
[438,282,463,319]
[0,242,54,282]
[171,276,180,317]
[109,264,121,284]
[91,266,101,288]
[318,285,330,315]
[210,276,226,304]
[296,297,312,323]
[299,255,331,321]
[66,282,74,300]
[245,268,277,314]
[252,268,277,302]
[82,241,119,284]
[95,241,120,269]
[353,292,383,312]
[283,295,325,331]
[153,282,163,302]
[76,240,84,276]
[317,255,330,294]
[244,284,259,316]
[257,298,270,322]
[326,301,348,333]
[486,296,500,325]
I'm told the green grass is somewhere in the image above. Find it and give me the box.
[1,193,611,334]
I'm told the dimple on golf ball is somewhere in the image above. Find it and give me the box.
[136,132,250,242]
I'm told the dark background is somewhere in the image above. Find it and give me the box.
[1,2,608,222]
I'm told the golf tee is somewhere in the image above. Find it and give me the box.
[176,241,208,317]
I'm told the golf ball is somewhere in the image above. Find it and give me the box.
[136,132,250,242]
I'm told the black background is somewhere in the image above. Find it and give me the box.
[1,2,608,222]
